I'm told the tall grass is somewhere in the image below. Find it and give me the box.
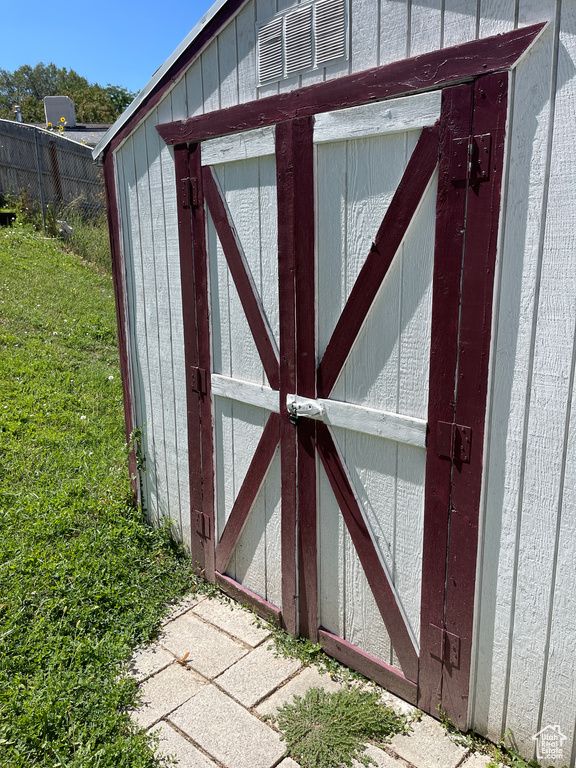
[0,224,196,767]
[2,190,112,273]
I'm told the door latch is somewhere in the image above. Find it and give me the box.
[286,394,326,426]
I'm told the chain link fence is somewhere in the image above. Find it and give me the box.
[0,118,111,270]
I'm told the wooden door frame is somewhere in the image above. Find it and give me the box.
[163,22,543,727]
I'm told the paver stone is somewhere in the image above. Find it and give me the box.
[128,644,174,682]
[130,663,206,729]
[151,721,218,767]
[159,612,247,678]
[192,597,271,646]
[169,685,285,768]
[216,642,301,707]
[390,715,468,768]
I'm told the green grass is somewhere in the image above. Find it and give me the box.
[0,225,198,767]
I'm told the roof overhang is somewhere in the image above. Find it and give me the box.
[92,0,246,160]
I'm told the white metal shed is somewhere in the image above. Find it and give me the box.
[95,2,576,764]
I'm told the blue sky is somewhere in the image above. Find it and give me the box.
[2,0,216,95]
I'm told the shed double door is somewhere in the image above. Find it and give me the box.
[179,75,506,723]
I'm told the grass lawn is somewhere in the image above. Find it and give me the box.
[0,224,198,767]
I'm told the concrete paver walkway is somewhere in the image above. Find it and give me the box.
[128,593,498,768]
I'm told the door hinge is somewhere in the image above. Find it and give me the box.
[180,177,199,208]
[437,421,472,463]
[449,133,492,183]
[430,624,460,668]
[190,366,207,395]
[194,509,211,540]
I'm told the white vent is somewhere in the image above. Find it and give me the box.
[258,17,284,83]
[256,0,348,85]
[315,0,346,64]
[285,6,313,74]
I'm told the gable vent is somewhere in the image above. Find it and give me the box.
[258,17,284,83]
[285,7,314,74]
[257,0,348,85]
[315,0,346,64]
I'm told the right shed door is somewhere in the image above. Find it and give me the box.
[293,75,508,725]
[313,91,439,692]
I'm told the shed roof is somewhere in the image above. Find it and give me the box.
[92,0,241,160]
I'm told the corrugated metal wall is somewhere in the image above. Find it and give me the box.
[112,2,576,764]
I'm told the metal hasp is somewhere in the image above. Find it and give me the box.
[286,393,326,424]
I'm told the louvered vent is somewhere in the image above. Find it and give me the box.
[258,17,284,83]
[285,6,313,74]
[315,0,346,64]
[256,0,348,85]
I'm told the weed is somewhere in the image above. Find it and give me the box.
[257,620,361,682]
[273,685,410,768]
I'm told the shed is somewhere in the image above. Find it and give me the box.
[94,2,576,763]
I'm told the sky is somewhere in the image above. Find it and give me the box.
[1,0,217,95]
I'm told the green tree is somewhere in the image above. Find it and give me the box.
[0,63,135,123]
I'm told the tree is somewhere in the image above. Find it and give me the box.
[0,63,136,123]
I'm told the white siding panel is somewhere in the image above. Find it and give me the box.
[143,109,177,532]
[115,145,151,513]
[350,0,380,71]
[442,0,477,48]
[218,18,239,108]
[410,0,443,57]
[157,97,191,549]
[201,39,221,113]
[185,58,204,117]
[228,403,267,589]
[472,5,576,762]
[539,372,576,764]
[120,137,158,522]
[503,5,576,756]
[471,6,556,741]
[236,0,258,104]
[133,121,169,526]
[379,0,409,65]
[478,0,515,38]
[170,80,188,122]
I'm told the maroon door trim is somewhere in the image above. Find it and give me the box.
[102,149,137,495]
[215,412,280,573]
[317,124,440,399]
[215,571,282,626]
[291,117,318,642]
[202,166,281,390]
[418,74,509,727]
[319,629,418,705]
[177,142,215,581]
[418,83,475,719]
[440,73,509,728]
[157,24,544,146]
[276,119,300,636]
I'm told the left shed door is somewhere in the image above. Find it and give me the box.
[196,129,284,616]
